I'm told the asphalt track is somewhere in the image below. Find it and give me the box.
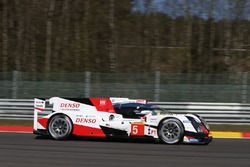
[0,133,249,167]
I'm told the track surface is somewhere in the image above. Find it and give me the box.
[0,133,249,167]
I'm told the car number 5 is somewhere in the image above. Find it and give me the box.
[132,125,138,134]
[131,123,144,136]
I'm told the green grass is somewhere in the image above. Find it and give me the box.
[0,120,249,132]
[209,124,250,132]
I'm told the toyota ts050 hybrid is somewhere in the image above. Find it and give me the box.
[33,97,212,144]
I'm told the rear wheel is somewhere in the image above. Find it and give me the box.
[158,118,184,144]
[48,115,72,140]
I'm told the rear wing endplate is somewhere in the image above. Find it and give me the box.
[33,98,46,131]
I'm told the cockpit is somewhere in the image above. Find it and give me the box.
[113,103,169,119]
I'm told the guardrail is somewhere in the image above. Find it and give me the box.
[0,99,51,120]
[1,99,250,125]
[149,102,250,125]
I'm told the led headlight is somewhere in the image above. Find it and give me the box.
[199,116,210,130]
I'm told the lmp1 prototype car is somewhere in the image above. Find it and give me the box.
[33,97,212,144]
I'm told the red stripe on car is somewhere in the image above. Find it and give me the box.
[38,118,49,128]
[73,124,105,137]
[35,107,45,111]
[90,98,115,113]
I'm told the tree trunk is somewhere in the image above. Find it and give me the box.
[45,0,55,73]
[208,0,216,72]
[14,0,24,71]
[23,0,30,72]
[1,0,8,72]
[53,1,63,72]
[73,0,81,70]
[109,0,116,72]
[82,0,90,71]
[29,0,38,73]
[30,39,36,73]
[184,0,193,72]
[198,19,204,56]
[62,0,70,72]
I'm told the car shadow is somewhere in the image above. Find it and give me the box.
[34,135,157,144]
[34,135,210,146]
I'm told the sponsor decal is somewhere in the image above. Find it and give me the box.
[149,129,157,135]
[85,115,96,118]
[184,136,199,143]
[59,103,80,111]
[100,99,106,106]
[76,118,96,124]
[146,126,157,135]
[189,138,199,142]
[150,118,157,122]
[34,98,45,111]
[60,103,80,108]
[183,120,191,123]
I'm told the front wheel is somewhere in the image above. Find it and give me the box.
[158,118,184,144]
[48,114,73,140]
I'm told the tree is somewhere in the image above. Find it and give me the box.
[109,0,116,72]
[45,0,55,73]
[1,0,8,72]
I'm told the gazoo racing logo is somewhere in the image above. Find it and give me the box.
[59,103,80,111]
[76,118,96,124]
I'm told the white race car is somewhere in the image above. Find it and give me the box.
[33,97,212,144]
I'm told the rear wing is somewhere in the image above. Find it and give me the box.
[33,98,46,131]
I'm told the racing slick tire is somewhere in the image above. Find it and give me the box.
[48,114,73,140]
[158,118,184,144]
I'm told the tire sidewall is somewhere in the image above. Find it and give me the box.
[48,114,73,140]
[157,118,184,144]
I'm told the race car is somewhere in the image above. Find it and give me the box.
[33,97,212,144]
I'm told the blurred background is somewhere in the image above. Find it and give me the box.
[1,0,250,102]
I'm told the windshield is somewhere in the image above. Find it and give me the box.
[150,106,170,115]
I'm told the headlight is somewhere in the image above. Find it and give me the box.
[186,114,210,134]
[199,116,210,130]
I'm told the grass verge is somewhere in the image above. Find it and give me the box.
[209,124,250,132]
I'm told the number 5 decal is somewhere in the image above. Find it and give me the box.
[132,125,138,134]
[131,123,144,136]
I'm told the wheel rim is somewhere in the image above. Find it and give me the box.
[160,121,181,144]
[49,117,70,138]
